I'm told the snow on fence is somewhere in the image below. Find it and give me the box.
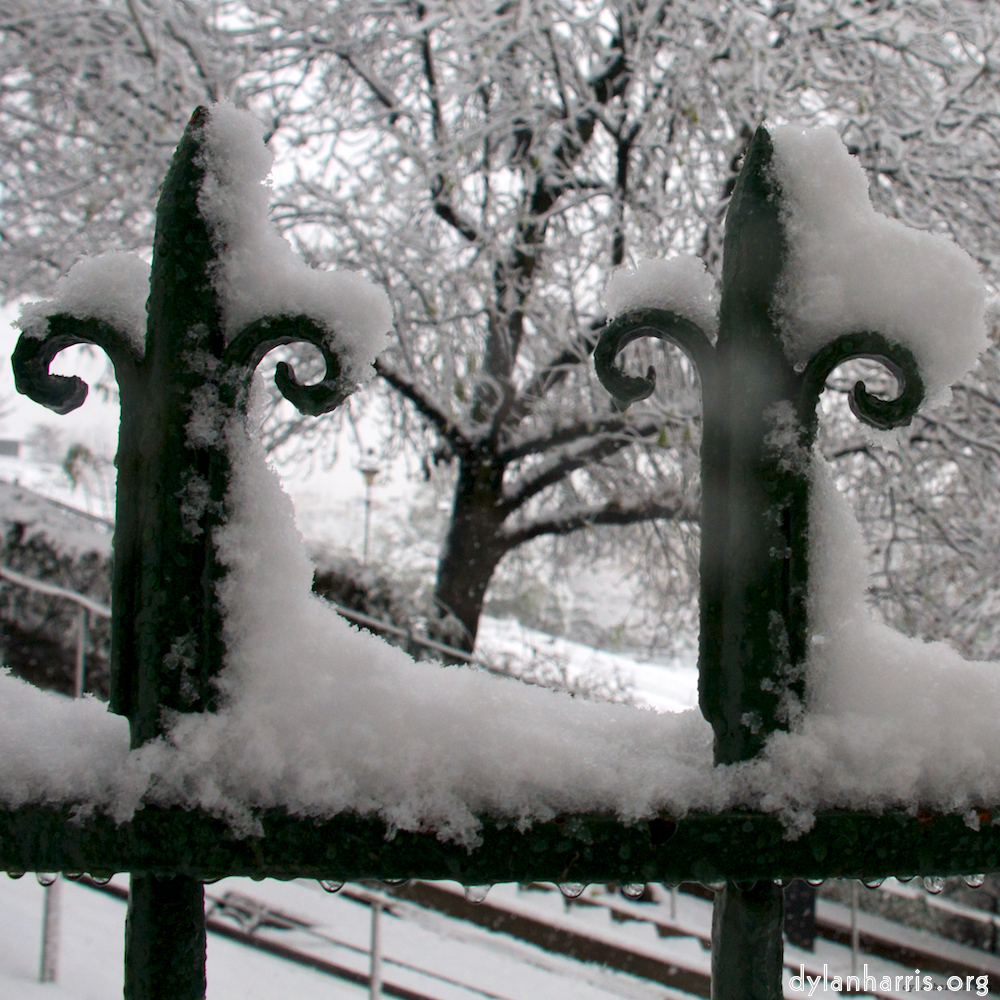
[3,103,998,999]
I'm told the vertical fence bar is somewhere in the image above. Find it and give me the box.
[116,107,232,1000]
[597,127,795,999]
[705,132,792,995]
[125,874,206,1000]
[12,104,361,1000]
[595,124,926,996]
[711,881,784,1000]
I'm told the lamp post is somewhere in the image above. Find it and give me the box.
[358,450,379,564]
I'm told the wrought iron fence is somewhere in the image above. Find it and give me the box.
[5,105,999,1000]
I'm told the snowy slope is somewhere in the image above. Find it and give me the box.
[0,480,112,557]
[0,876,362,1000]
[474,616,698,713]
[1,875,996,999]
[0,876,698,1000]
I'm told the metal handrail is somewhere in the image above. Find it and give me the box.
[0,563,111,619]
[0,565,483,665]
[0,477,115,530]
[328,603,495,668]
[0,564,504,676]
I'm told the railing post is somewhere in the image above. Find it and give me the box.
[711,881,784,1000]
[596,126,925,999]
[125,874,206,1000]
[369,898,383,999]
[74,606,86,698]
[704,126,792,1000]
[12,104,368,1000]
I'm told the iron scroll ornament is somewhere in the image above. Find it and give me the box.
[594,126,925,769]
[11,106,359,747]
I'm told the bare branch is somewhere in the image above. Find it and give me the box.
[375,359,468,454]
[337,52,401,118]
[125,0,158,65]
[500,319,606,432]
[501,419,667,514]
[163,20,220,103]
[418,8,481,245]
[500,494,700,551]
[432,196,480,244]
[500,411,693,464]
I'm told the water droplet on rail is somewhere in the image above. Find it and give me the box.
[964,873,986,888]
[318,880,344,893]
[862,878,884,889]
[703,881,726,892]
[464,885,490,904]
[36,873,57,887]
[558,883,586,899]
[90,874,113,885]
[896,875,916,883]
[7,871,24,880]
[923,876,946,894]
[64,872,84,882]
[380,878,410,887]
[806,878,825,887]
[621,883,646,900]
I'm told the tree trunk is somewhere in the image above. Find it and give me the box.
[430,450,507,659]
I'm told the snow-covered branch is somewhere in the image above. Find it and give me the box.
[374,358,469,455]
[501,418,667,514]
[500,493,700,551]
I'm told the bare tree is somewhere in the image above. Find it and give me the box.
[0,0,246,294]
[4,1,1000,655]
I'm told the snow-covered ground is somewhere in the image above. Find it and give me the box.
[475,616,698,713]
[1,875,996,999]
[0,875,701,1000]
[0,876,356,1000]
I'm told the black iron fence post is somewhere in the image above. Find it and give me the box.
[13,106,359,1000]
[595,126,925,998]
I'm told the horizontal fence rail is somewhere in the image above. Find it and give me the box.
[3,567,996,886]
[0,804,997,886]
